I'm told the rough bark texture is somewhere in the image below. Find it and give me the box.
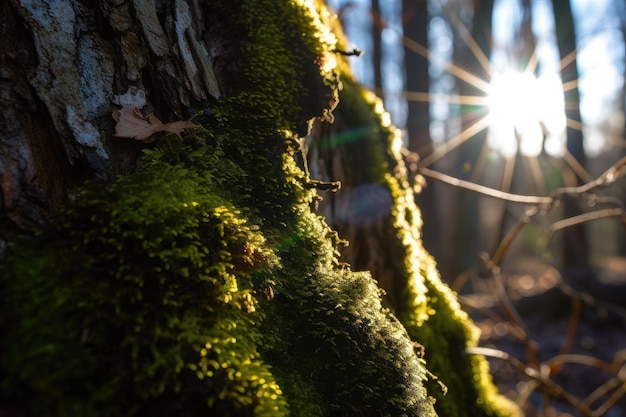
[0,0,227,243]
[1,1,519,416]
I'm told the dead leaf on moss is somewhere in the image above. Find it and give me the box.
[112,105,197,143]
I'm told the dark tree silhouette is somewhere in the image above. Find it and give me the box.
[371,0,383,94]
[403,0,440,260]
[551,0,591,270]
[445,0,494,281]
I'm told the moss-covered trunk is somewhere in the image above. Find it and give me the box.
[1,1,519,416]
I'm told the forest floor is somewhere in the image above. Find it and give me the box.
[459,256,626,417]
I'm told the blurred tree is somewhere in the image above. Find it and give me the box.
[493,0,537,253]
[372,0,383,93]
[445,0,494,281]
[618,0,626,256]
[403,0,440,260]
[551,0,591,271]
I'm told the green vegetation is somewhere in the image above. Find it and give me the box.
[323,64,520,417]
[0,1,519,416]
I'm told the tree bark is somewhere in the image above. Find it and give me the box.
[0,0,222,244]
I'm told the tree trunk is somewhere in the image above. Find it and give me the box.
[444,0,494,281]
[371,0,383,94]
[403,0,441,261]
[0,0,222,244]
[551,0,591,270]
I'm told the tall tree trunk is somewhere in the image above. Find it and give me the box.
[551,0,590,270]
[618,0,626,256]
[492,0,537,254]
[445,0,494,281]
[403,0,441,261]
[371,0,384,94]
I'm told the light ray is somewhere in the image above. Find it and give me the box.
[561,150,593,184]
[469,140,494,183]
[401,91,489,106]
[500,149,517,193]
[418,115,492,168]
[525,155,548,196]
[441,1,492,77]
[402,35,492,93]
[558,48,578,72]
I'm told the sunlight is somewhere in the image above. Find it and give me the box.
[486,71,566,157]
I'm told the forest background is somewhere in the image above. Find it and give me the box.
[326,0,626,415]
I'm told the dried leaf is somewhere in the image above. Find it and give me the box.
[162,120,197,136]
[112,105,196,143]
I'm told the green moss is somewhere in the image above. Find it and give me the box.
[326,52,520,417]
[1,1,438,416]
[387,173,520,417]
[1,155,287,416]
[1,0,523,416]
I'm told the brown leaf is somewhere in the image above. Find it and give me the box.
[162,120,197,136]
[112,105,196,143]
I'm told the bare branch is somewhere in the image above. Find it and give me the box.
[467,346,599,417]
[419,167,552,204]
[547,208,626,237]
[419,156,626,206]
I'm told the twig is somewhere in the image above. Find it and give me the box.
[585,378,622,408]
[419,155,626,207]
[547,208,626,237]
[553,296,582,375]
[490,207,538,267]
[467,346,599,417]
[593,382,626,417]
[490,265,540,366]
[549,156,626,197]
[419,167,552,204]
[544,354,616,374]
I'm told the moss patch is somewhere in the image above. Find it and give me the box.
[0,1,441,416]
[324,41,521,416]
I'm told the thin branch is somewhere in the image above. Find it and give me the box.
[419,156,626,206]
[593,384,626,417]
[419,167,551,204]
[585,370,626,417]
[547,208,626,237]
[490,208,538,266]
[490,267,540,365]
[549,156,626,197]
[553,296,582,375]
[544,354,617,374]
[467,346,599,417]
[585,378,622,408]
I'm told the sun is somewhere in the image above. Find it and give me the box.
[486,70,566,157]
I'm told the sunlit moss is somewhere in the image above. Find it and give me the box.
[1,0,522,416]
[327,41,521,416]
[0,0,438,416]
